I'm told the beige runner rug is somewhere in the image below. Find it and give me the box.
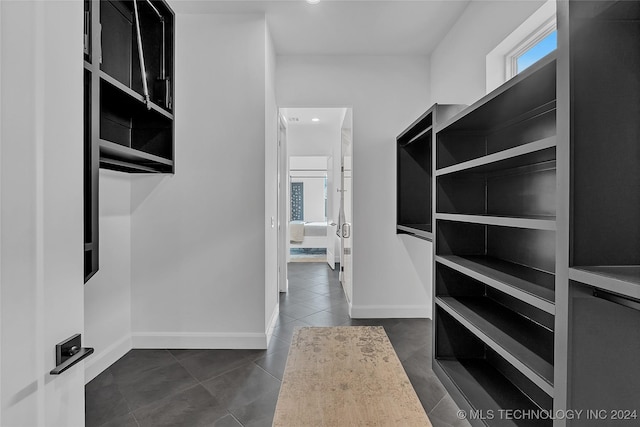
[273,326,432,427]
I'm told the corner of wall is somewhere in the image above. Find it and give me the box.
[84,334,133,383]
[84,170,133,383]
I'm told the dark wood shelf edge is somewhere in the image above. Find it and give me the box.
[396,225,433,241]
[435,136,557,177]
[99,71,174,120]
[569,267,640,301]
[435,52,557,133]
[399,125,432,147]
[434,359,548,427]
[435,213,556,231]
[436,297,554,395]
[397,109,433,143]
[435,255,555,314]
[99,140,174,174]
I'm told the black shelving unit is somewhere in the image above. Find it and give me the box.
[435,308,552,427]
[396,104,463,241]
[393,1,640,424]
[558,1,640,425]
[433,54,557,426]
[83,0,174,281]
[97,0,175,173]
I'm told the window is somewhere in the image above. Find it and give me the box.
[508,26,557,77]
[486,0,556,92]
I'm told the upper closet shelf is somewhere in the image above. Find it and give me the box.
[569,266,640,300]
[436,136,556,177]
[435,213,556,231]
[436,53,556,134]
[398,126,432,147]
[100,72,174,120]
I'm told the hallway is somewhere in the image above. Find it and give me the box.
[86,263,466,427]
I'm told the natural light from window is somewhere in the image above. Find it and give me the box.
[516,30,557,74]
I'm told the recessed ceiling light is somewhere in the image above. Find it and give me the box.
[311,118,320,122]
[306,0,320,4]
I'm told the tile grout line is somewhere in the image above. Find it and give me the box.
[428,394,448,417]
[252,359,284,383]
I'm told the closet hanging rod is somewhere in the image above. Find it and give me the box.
[593,289,640,312]
[143,0,163,20]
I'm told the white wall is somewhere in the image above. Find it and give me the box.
[288,124,338,157]
[84,171,132,383]
[277,55,434,318]
[130,14,270,348]
[1,1,85,425]
[430,0,546,105]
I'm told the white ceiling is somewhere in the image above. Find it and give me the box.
[170,0,471,55]
[281,107,347,128]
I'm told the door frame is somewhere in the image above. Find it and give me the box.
[278,113,288,293]
[275,105,353,302]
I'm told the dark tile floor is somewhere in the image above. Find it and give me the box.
[86,262,469,427]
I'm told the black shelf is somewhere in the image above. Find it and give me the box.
[435,359,551,427]
[98,0,174,175]
[435,213,556,231]
[436,296,554,393]
[100,0,174,113]
[397,104,465,240]
[397,109,433,236]
[100,79,173,167]
[83,0,175,280]
[99,139,173,173]
[435,137,556,177]
[436,54,556,135]
[435,307,552,427]
[396,224,433,241]
[433,42,557,422]
[436,57,556,172]
[569,266,640,301]
[100,72,173,120]
[436,255,555,313]
[437,221,556,281]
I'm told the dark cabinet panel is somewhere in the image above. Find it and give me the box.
[84,0,174,281]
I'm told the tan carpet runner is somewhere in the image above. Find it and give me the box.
[273,326,432,426]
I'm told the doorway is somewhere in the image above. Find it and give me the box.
[277,107,354,307]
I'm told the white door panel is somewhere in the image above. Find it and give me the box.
[340,126,353,303]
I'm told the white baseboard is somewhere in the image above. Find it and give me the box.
[266,304,280,347]
[131,332,267,349]
[349,304,431,319]
[84,334,132,383]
